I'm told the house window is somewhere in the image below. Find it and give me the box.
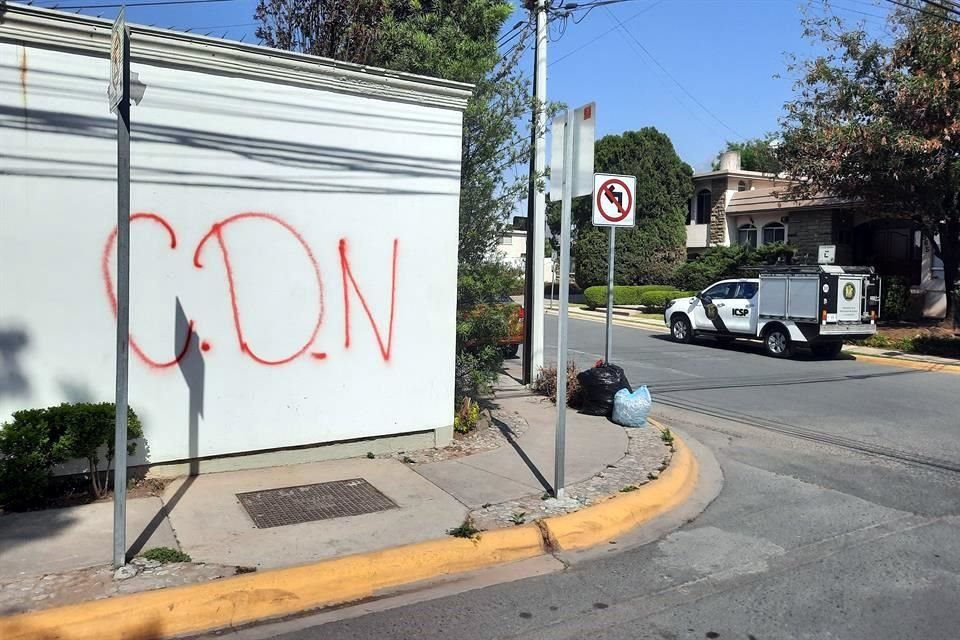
[686,199,692,225]
[695,190,711,225]
[738,180,748,192]
[737,223,758,247]
[762,222,786,244]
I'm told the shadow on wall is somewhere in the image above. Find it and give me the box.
[0,63,461,196]
[126,297,204,559]
[0,328,29,401]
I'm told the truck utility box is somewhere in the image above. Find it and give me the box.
[757,265,880,336]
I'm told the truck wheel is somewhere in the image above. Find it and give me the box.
[811,341,843,359]
[670,315,693,344]
[763,326,793,358]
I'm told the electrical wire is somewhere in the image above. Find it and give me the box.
[603,6,746,140]
[549,0,666,66]
[881,0,960,23]
[497,20,527,45]
[39,0,240,9]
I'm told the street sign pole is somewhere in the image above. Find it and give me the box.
[554,108,575,499]
[604,227,616,363]
[111,8,130,570]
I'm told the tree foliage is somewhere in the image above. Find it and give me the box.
[778,1,960,322]
[712,137,782,173]
[564,129,693,289]
[255,0,531,268]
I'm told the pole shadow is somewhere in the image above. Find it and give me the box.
[126,298,203,559]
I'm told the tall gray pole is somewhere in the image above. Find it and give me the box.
[522,0,548,384]
[554,109,575,499]
[604,227,616,363]
[113,22,131,570]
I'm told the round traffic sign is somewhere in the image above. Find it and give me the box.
[595,178,633,223]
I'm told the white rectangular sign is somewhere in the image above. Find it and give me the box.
[108,8,127,113]
[549,103,595,199]
[818,244,836,264]
[592,173,637,227]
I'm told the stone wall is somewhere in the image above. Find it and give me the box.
[788,209,836,261]
[709,195,728,245]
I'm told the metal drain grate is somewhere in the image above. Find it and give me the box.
[236,478,397,528]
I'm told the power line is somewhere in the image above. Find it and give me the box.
[498,20,527,45]
[550,0,666,66]
[881,0,960,23]
[602,6,746,140]
[38,0,240,9]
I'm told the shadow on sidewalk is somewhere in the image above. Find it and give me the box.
[489,414,553,496]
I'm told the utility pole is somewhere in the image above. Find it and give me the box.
[522,0,548,385]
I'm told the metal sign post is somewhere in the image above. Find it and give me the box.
[591,173,637,366]
[553,109,575,499]
[605,228,616,363]
[110,7,131,570]
[550,103,595,499]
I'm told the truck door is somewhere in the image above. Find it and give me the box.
[722,281,758,335]
[693,281,738,333]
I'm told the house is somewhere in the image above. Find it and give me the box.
[494,219,558,284]
[685,152,947,318]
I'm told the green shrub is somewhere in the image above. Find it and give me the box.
[583,285,677,309]
[0,403,143,509]
[880,276,910,320]
[638,290,696,310]
[673,243,796,292]
[453,397,481,434]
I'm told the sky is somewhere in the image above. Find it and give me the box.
[26,0,893,170]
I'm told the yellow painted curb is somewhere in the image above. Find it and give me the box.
[541,428,697,551]
[851,352,960,375]
[0,525,544,640]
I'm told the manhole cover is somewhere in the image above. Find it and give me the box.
[236,478,397,528]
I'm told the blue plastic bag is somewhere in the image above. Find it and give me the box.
[612,385,652,428]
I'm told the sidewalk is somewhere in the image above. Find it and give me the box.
[0,363,669,617]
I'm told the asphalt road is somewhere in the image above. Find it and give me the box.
[248,315,960,640]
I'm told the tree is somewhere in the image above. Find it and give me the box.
[712,137,782,174]
[566,129,693,289]
[778,1,960,324]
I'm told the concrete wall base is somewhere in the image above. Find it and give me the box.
[434,424,454,447]
[143,429,448,479]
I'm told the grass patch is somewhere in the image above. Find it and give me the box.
[447,518,481,539]
[143,547,191,564]
[509,512,526,525]
[619,485,639,493]
[857,334,960,359]
[660,428,675,446]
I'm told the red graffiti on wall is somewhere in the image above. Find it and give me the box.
[340,238,398,362]
[102,212,399,368]
[193,213,325,366]
[101,212,194,369]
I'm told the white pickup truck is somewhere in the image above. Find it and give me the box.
[664,265,881,358]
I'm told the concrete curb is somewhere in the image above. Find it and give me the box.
[542,427,696,551]
[0,434,700,640]
[848,352,960,375]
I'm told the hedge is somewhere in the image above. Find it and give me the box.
[584,285,675,308]
[584,285,695,310]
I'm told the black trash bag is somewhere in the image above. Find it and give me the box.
[577,363,631,416]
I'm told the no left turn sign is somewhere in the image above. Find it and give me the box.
[592,173,637,227]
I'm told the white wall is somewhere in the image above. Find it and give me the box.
[0,40,464,464]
